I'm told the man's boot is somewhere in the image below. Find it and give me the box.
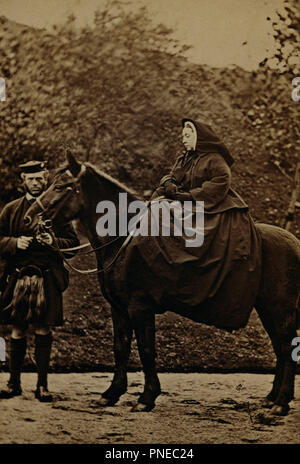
[0,337,27,398]
[34,332,53,402]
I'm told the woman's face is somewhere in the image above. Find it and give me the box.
[182,126,197,152]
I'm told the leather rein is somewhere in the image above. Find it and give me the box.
[34,165,136,275]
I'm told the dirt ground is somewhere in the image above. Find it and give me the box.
[0,372,299,444]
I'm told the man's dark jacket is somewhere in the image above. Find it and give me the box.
[0,196,80,325]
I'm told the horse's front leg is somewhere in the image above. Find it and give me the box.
[128,296,161,412]
[99,306,132,406]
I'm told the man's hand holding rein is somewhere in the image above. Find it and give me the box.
[36,232,54,246]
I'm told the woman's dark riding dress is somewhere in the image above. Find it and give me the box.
[125,119,261,330]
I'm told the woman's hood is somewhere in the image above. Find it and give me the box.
[182,118,234,167]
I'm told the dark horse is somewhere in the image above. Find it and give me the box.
[25,153,300,416]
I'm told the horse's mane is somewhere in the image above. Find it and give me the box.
[85,162,139,199]
[54,161,140,199]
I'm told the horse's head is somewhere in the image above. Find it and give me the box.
[24,152,86,232]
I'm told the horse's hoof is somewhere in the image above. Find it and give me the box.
[95,396,118,407]
[131,401,155,412]
[261,398,274,409]
[270,404,289,416]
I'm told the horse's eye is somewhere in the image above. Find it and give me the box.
[54,185,64,191]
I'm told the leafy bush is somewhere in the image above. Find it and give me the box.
[0,0,299,236]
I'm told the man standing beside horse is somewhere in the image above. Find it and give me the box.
[0,161,79,401]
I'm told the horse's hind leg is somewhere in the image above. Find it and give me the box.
[128,294,161,412]
[254,306,284,406]
[99,306,132,406]
[266,336,296,414]
[264,356,284,407]
[256,301,297,415]
[270,329,297,415]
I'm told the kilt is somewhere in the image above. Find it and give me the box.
[0,263,68,326]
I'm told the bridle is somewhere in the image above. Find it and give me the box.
[36,213,134,275]
[34,170,82,226]
[33,164,153,275]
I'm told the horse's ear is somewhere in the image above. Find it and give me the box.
[66,150,81,177]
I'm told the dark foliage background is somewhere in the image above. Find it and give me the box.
[0,0,299,372]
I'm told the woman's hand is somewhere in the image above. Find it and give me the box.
[164,181,178,197]
[151,186,165,199]
[174,192,192,201]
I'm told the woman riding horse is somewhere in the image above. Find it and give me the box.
[154,117,252,260]
[126,118,261,321]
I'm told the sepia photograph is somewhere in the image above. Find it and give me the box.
[0,0,299,449]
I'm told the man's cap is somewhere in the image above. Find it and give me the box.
[19,160,47,174]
